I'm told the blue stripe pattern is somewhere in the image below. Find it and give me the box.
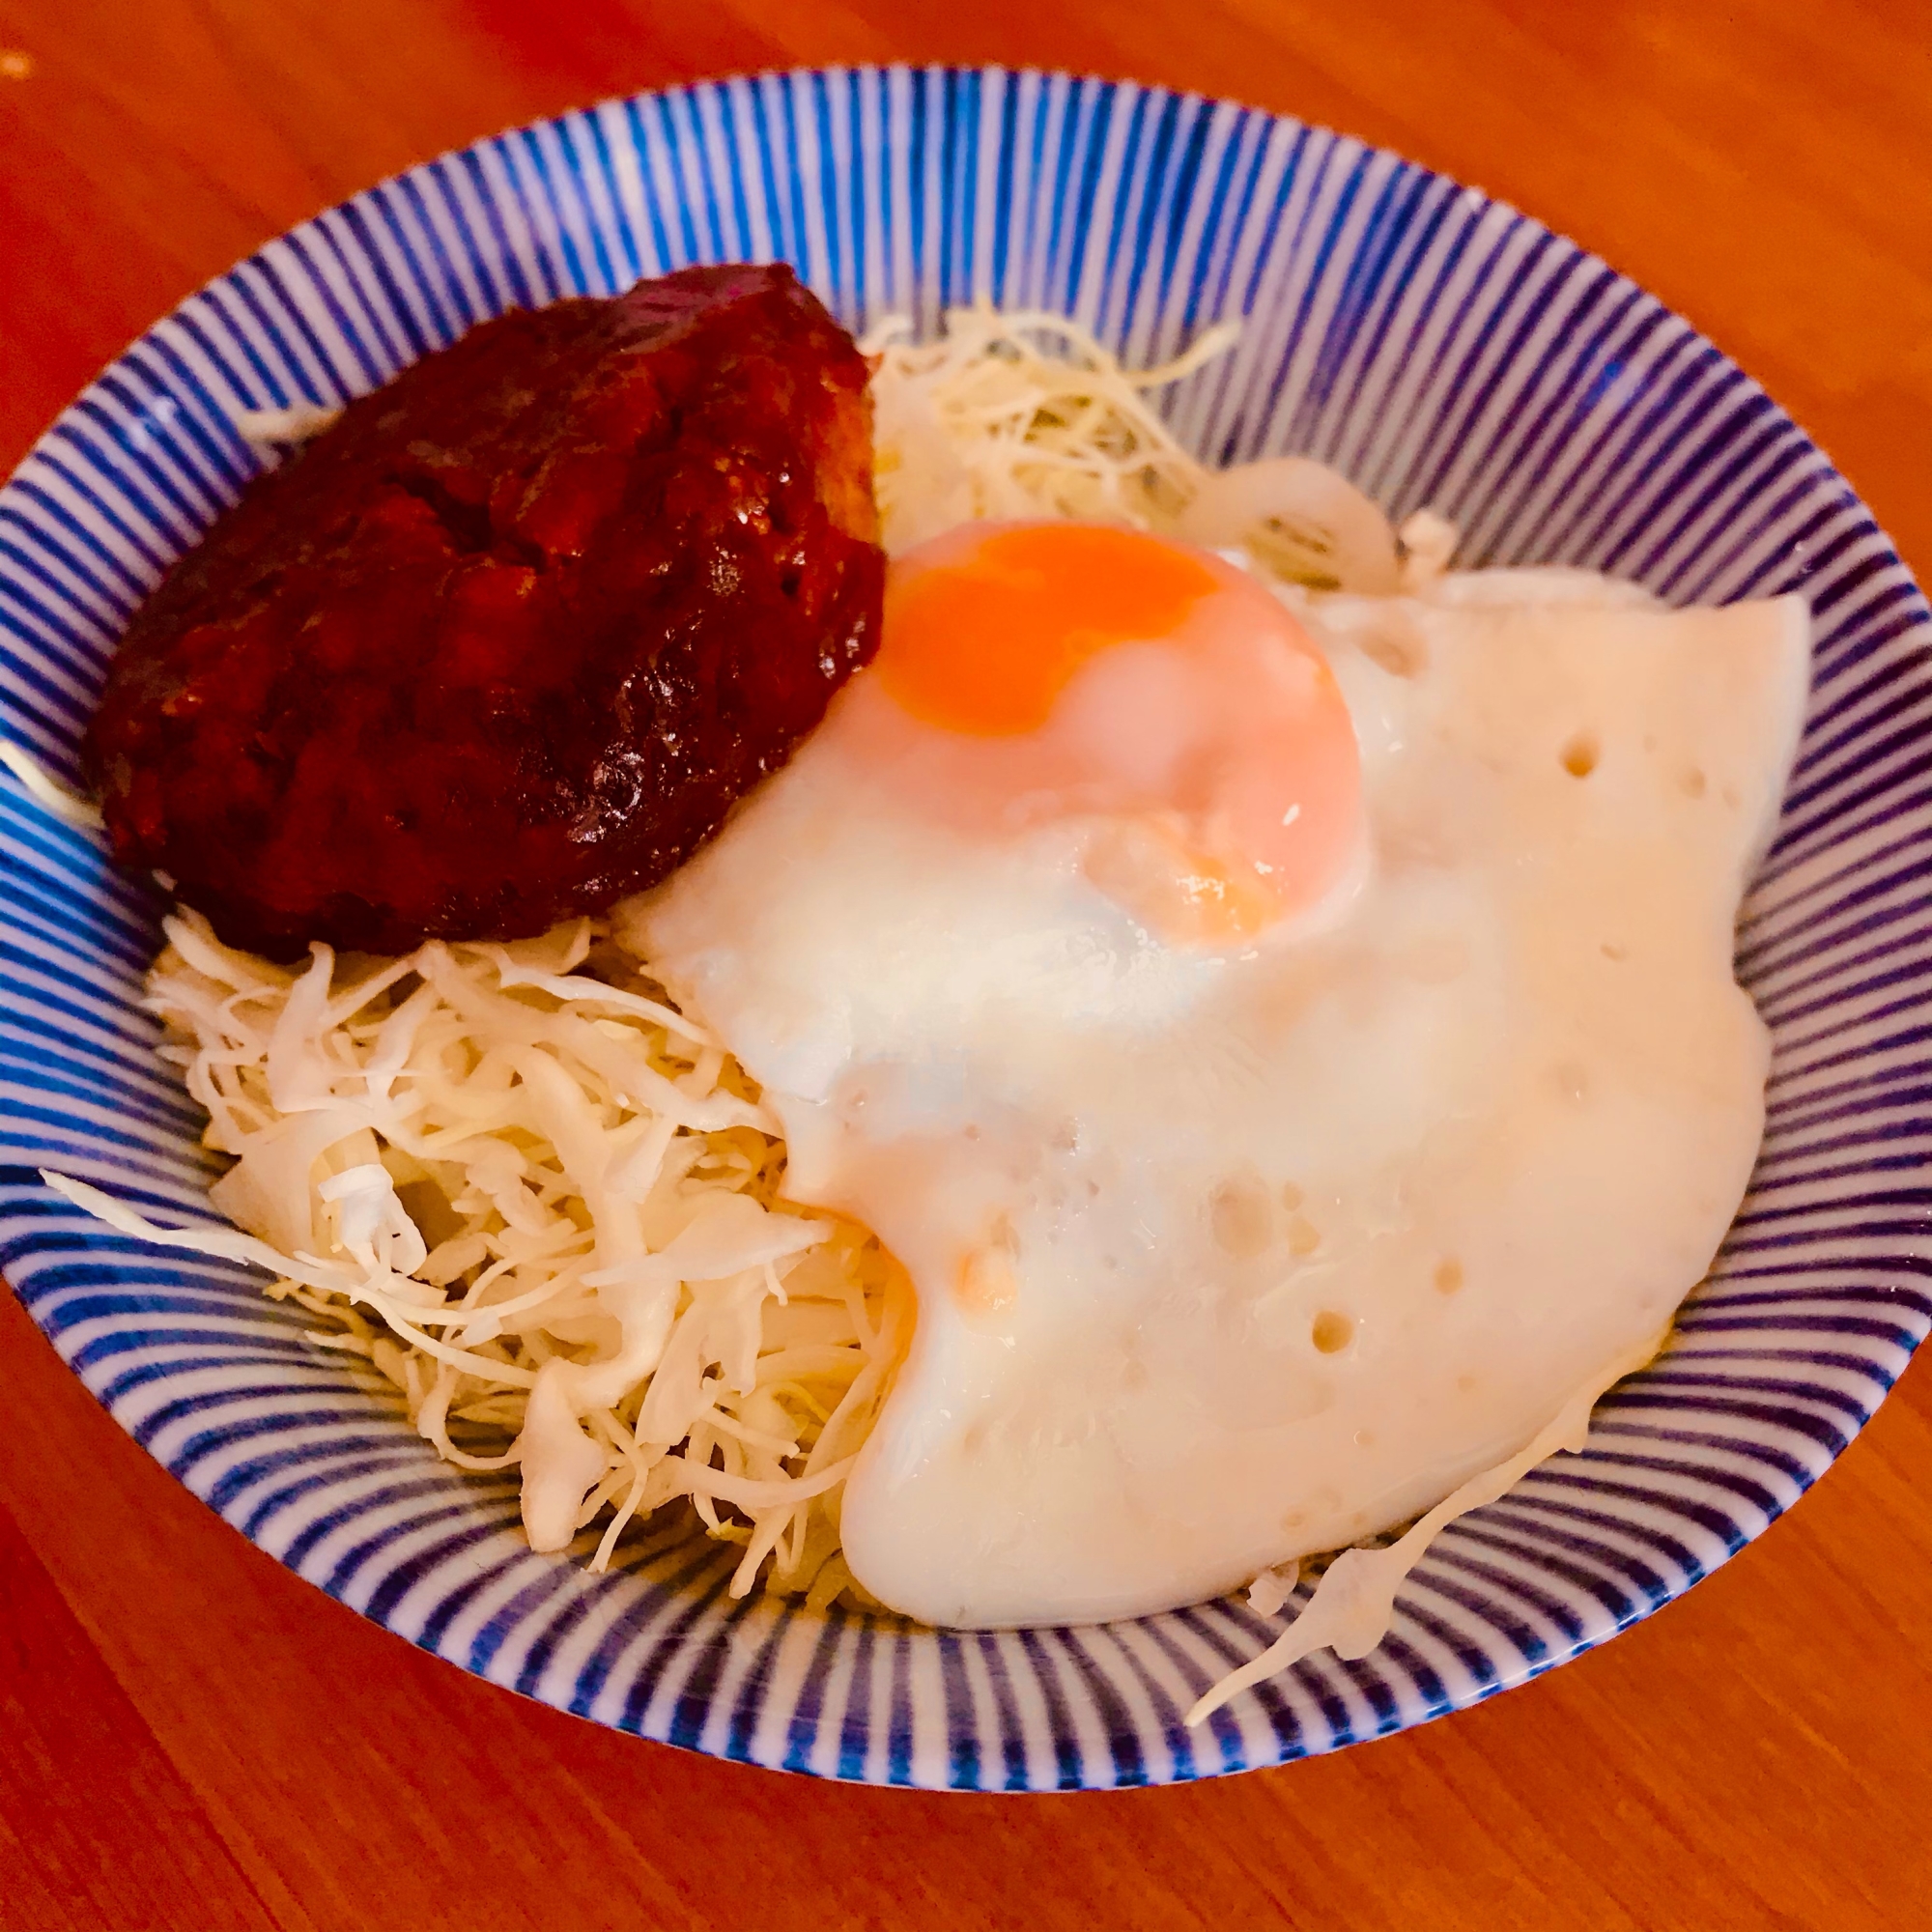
[1,66,1928,1790]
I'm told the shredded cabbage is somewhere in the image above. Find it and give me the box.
[1183,1326,1669,1725]
[233,402,342,452]
[63,909,913,1604]
[862,304,1236,552]
[863,303,1455,591]
[1,740,103,830]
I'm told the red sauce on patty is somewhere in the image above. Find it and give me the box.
[87,263,884,957]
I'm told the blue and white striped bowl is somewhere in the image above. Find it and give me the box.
[3,66,1927,1791]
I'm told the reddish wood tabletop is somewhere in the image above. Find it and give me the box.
[3,5,1930,1928]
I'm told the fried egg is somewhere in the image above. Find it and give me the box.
[627,520,1809,1629]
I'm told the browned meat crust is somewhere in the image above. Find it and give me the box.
[86,263,883,957]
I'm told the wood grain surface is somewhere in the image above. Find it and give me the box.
[2,4,1929,1927]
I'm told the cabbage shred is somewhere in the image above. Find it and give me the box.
[862,304,1238,553]
[103,909,913,1604]
[861,303,1442,596]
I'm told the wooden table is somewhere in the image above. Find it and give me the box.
[2,5,1928,1926]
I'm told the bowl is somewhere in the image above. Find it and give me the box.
[2,64,1927,1791]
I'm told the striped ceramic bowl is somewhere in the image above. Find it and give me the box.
[3,66,1927,1792]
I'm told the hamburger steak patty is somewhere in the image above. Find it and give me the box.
[86,263,885,957]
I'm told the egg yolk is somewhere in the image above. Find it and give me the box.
[879,524,1226,734]
[868,521,1364,945]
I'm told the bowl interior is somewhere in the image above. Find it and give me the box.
[2,65,1929,1790]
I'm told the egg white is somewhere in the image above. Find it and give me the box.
[625,565,1809,1629]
